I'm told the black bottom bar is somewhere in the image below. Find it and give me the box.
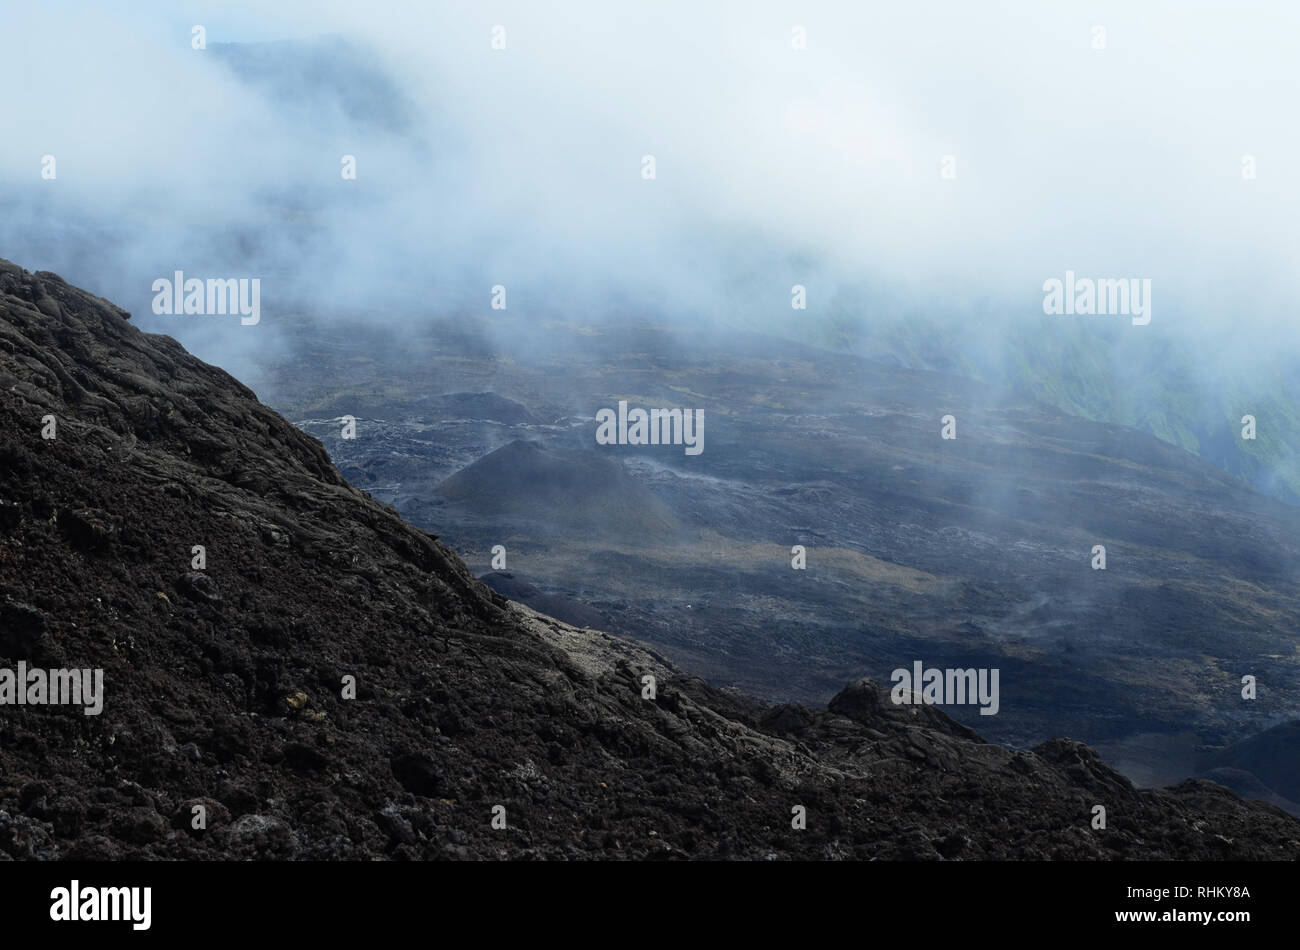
[0,860,1286,938]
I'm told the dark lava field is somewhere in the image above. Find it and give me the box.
[233,308,1300,812]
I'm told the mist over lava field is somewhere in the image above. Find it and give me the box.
[3,0,1300,880]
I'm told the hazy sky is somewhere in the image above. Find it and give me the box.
[3,0,1297,359]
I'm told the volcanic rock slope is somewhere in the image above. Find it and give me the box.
[1,259,1297,860]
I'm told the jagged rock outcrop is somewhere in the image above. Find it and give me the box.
[1,258,1297,859]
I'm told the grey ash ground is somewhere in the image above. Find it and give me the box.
[2,259,1298,859]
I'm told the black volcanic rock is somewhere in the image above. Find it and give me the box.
[390,752,445,797]
[57,506,119,551]
[829,678,984,742]
[0,601,45,659]
[176,570,222,605]
[1,257,1299,859]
